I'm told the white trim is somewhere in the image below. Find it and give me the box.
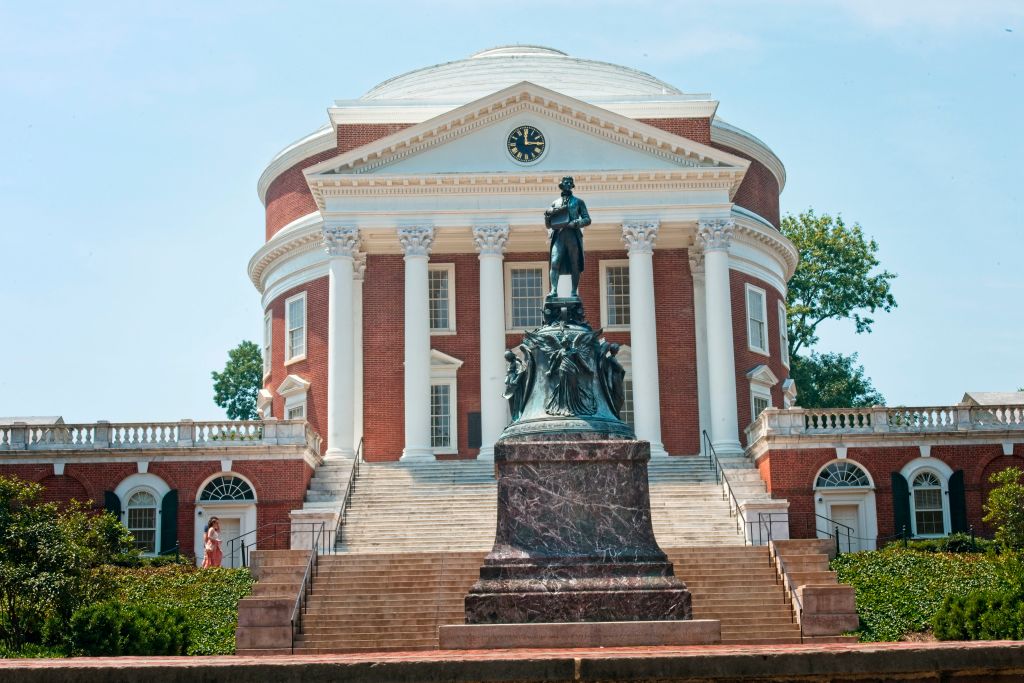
[778,300,790,369]
[599,259,631,331]
[504,262,550,332]
[284,292,307,364]
[257,389,273,420]
[812,459,878,552]
[115,473,171,558]
[195,471,259,504]
[286,403,306,420]
[710,118,787,192]
[278,373,310,421]
[124,487,160,556]
[744,283,769,356]
[257,126,335,205]
[750,385,773,423]
[901,458,953,538]
[428,263,457,335]
[263,312,272,378]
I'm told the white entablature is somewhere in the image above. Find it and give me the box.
[303,82,749,202]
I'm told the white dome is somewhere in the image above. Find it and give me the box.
[361,45,683,102]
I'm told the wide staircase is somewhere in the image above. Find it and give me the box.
[282,454,809,653]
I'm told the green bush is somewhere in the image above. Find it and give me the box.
[101,565,254,655]
[888,532,996,554]
[933,589,1024,641]
[832,548,1017,641]
[984,467,1024,550]
[67,601,189,656]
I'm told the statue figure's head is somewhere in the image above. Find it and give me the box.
[558,176,575,193]
[609,342,620,356]
[505,350,517,362]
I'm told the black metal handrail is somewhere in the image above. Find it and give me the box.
[814,513,856,555]
[224,521,331,568]
[702,429,750,543]
[772,551,805,640]
[753,511,789,547]
[290,521,325,654]
[334,437,363,548]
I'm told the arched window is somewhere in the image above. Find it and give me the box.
[126,490,158,553]
[199,476,255,502]
[912,471,945,536]
[816,461,871,488]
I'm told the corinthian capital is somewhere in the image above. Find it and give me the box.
[697,218,735,253]
[322,225,360,258]
[397,226,434,257]
[622,220,660,255]
[472,224,510,256]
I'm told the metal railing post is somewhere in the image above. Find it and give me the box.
[834,526,840,557]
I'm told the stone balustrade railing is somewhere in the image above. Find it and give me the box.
[748,404,1024,441]
[0,419,321,453]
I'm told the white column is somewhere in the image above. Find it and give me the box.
[322,225,360,459]
[352,252,366,453]
[622,221,666,457]
[398,226,435,461]
[698,218,742,455]
[473,224,510,460]
[690,253,711,449]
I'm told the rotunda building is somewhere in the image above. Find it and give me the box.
[249,46,795,462]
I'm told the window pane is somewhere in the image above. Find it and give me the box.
[753,396,770,419]
[289,328,305,359]
[605,265,630,326]
[510,268,544,328]
[287,297,305,359]
[263,315,272,374]
[429,269,450,330]
[287,404,305,420]
[431,384,452,449]
[621,378,634,427]
[747,289,766,351]
[778,304,789,365]
[916,510,945,535]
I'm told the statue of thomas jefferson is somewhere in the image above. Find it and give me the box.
[544,176,591,298]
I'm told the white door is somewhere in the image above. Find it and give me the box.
[829,504,861,553]
[218,517,243,568]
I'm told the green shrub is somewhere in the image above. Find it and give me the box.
[67,601,189,656]
[832,548,1016,641]
[889,532,996,554]
[985,467,1024,550]
[933,588,1024,641]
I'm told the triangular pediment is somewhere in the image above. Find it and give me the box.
[277,374,311,397]
[747,364,780,387]
[304,82,748,194]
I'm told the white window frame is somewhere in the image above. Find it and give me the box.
[114,474,170,558]
[616,345,634,427]
[429,349,463,455]
[504,262,550,332]
[263,312,272,378]
[284,292,307,365]
[430,379,458,454]
[745,283,769,356]
[277,373,310,422]
[286,402,306,420]
[778,300,790,368]
[428,263,456,335]
[125,487,160,556]
[901,458,953,538]
[599,260,631,330]
[750,386,772,422]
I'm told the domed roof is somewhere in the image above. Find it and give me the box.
[361,46,683,102]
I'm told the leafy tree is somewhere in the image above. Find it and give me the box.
[211,341,262,420]
[789,352,884,408]
[782,210,897,356]
[780,210,896,407]
[0,475,135,647]
[983,467,1024,550]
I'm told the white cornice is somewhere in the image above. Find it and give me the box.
[257,126,335,205]
[306,83,748,183]
[731,209,798,283]
[248,212,324,292]
[711,119,786,193]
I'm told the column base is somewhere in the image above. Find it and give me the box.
[400,447,435,462]
[477,445,495,461]
[648,442,668,457]
[710,439,744,457]
[323,447,354,461]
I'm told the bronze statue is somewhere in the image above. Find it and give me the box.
[544,176,591,298]
[599,341,627,419]
[528,327,599,417]
[503,348,534,422]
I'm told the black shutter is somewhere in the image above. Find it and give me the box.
[467,412,482,449]
[892,472,911,538]
[949,470,968,534]
[160,490,179,554]
[103,491,122,520]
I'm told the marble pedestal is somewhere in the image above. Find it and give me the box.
[464,437,692,624]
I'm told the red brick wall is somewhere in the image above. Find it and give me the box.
[730,271,789,444]
[362,254,405,461]
[711,143,781,228]
[639,118,712,145]
[264,276,329,454]
[654,249,699,455]
[263,123,414,241]
[757,443,1024,541]
[0,459,312,555]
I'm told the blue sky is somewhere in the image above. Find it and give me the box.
[0,1,1021,422]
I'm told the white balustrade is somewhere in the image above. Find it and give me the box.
[0,419,321,454]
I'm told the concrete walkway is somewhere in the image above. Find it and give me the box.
[2,641,1023,682]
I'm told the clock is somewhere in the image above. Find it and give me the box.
[506,125,546,163]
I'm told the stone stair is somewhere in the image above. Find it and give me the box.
[335,459,497,553]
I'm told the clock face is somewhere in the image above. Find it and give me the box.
[506,125,546,163]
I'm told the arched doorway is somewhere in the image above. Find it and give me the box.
[194,473,257,568]
[814,460,878,552]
